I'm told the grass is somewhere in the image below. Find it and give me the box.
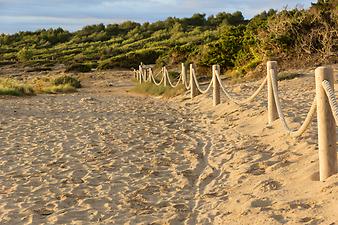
[41,84,76,94]
[0,87,25,96]
[0,75,81,96]
[33,75,80,94]
[0,78,35,96]
[131,82,185,98]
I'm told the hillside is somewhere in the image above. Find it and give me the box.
[0,0,337,77]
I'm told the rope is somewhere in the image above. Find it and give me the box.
[165,68,183,88]
[215,70,267,105]
[184,81,190,90]
[152,69,162,79]
[192,68,213,94]
[141,70,147,82]
[322,80,338,125]
[150,69,165,86]
[270,69,317,137]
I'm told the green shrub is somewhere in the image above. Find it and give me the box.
[17,47,34,62]
[98,47,165,69]
[65,63,91,73]
[52,75,81,88]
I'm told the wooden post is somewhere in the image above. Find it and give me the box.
[148,68,152,82]
[213,65,220,106]
[163,67,167,87]
[138,65,143,83]
[145,68,148,82]
[315,66,337,181]
[182,63,187,86]
[138,71,142,84]
[190,64,199,98]
[267,61,279,124]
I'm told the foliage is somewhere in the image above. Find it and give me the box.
[17,47,34,62]
[52,75,82,88]
[0,1,336,77]
[65,63,91,73]
[98,47,165,69]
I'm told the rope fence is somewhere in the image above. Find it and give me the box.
[134,61,337,181]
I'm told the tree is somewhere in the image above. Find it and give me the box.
[181,13,207,27]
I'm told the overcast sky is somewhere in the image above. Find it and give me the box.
[0,0,315,34]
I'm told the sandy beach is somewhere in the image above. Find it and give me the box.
[0,69,337,224]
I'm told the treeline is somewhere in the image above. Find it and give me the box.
[0,0,336,76]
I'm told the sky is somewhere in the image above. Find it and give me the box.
[0,0,315,34]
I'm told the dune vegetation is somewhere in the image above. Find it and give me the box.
[0,0,336,79]
[131,82,186,98]
[0,78,34,96]
[0,75,81,96]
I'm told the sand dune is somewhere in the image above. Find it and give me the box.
[0,70,337,224]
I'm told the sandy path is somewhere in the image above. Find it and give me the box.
[0,71,225,224]
[0,69,337,224]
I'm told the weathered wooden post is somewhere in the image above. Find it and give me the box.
[190,64,199,98]
[213,65,221,106]
[148,68,152,82]
[163,67,167,87]
[315,66,337,181]
[267,61,279,124]
[133,69,137,79]
[182,63,187,86]
[146,68,149,82]
[138,65,143,83]
[138,71,142,84]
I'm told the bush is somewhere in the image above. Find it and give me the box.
[65,63,91,73]
[17,47,34,62]
[98,47,165,69]
[52,75,81,88]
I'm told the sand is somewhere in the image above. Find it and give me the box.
[0,68,337,224]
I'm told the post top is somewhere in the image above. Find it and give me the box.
[315,66,332,71]
[315,66,333,77]
[267,61,278,70]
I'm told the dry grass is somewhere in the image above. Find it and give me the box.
[0,75,81,96]
[131,82,185,98]
[30,75,80,94]
[0,78,35,96]
[40,84,76,94]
